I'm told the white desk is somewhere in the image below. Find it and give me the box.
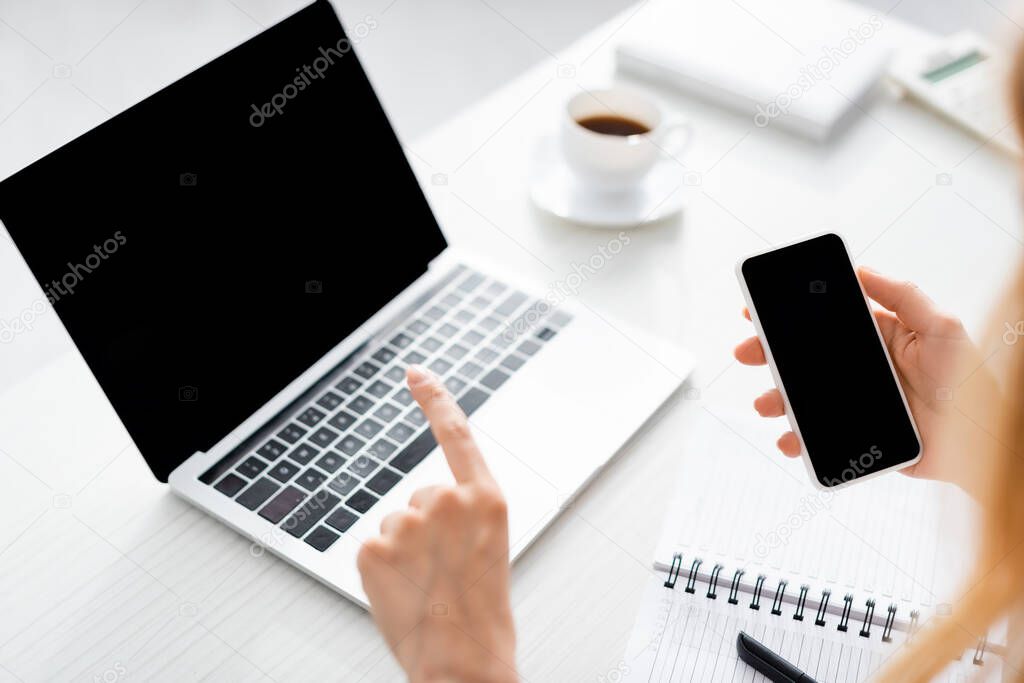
[1,3,1022,681]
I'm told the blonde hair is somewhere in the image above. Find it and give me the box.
[877,45,1024,681]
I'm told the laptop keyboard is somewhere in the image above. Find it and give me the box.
[206,267,573,552]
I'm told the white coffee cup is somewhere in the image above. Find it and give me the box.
[561,86,692,191]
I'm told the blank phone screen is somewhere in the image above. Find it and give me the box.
[741,234,920,487]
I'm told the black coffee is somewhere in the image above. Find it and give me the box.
[576,114,650,136]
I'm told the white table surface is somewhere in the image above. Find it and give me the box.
[1,1,1023,681]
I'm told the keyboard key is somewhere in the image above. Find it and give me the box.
[477,317,500,332]
[486,281,507,296]
[277,423,306,444]
[390,333,414,349]
[384,366,405,383]
[481,368,511,390]
[442,293,462,307]
[337,435,365,456]
[327,411,356,431]
[214,473,246,497]
[284,490,340,538]
[354,361,380,379]
[336,376,363,394]
[346,489,379,514]
[328,472,359,496]
[304,526,340,551]
[475,347,499,363]
[316,391,343,410]
[288,443,320,465]
[325,508,359,533]
[386,423,415,443]
[458,272,485,292]
[424,305,445,320]
[374,403,401,422]
[404,350,427,365]
[496,291,528,315]
[421,337,443,352]
[445,344,469,360]
[297,468,328,491]
[457,387,490,416]
[310,426,339,448]
[428,358,453,375]
[367,380,392,398]
[348,395,375,414]
[258,486,306,524]
[236,457,268,479]
[269,460,300,483]
[437,323,459,338]
[444,376,468,397]
[500,354,526,371]
[454,309,474,323]
[367,469,402,496]
[469,295,490,309]
[348,455,379,478]
[404,407,426,427]
[408,319,430,334]
[518,339,541,356]
[296,407,326,427]
[372,347,397,364]
[236,478,280,510]
[463,329,486,345]
[391,430,438,473]
[392,388,414,406]
[257,439,287,460]
[444,376,467,395]
[536,327,557,341]
[492,333,514,349]
[368,439,397,460]
[317,451,346,473]
[355,419,384,439]
[549,310,573,327]
[458,361,484,379]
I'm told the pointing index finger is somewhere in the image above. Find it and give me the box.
[406,365,493,485]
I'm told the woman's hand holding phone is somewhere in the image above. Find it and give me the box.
[735,266,996,498]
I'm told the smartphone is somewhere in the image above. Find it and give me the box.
[736,232,921,489]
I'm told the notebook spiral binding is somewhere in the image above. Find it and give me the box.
[661,553,988,666]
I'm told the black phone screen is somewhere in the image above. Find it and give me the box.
[740,233,920,487]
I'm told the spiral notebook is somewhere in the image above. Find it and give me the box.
[621,411,1005,682]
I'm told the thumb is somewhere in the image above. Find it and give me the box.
[858,267,945,334]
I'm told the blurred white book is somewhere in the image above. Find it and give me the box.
[615,0,894,141]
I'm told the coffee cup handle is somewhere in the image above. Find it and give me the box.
[655,121,693,161]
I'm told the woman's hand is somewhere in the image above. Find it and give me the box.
[356,365,517,683]
[734,266,997,496]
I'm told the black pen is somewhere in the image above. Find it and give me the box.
[736,631,820,683]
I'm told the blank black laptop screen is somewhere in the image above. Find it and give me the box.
[0,0,447,481]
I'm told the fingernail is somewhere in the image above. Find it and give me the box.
[407,364,431,387]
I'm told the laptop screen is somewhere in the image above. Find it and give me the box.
[0,0,447,481]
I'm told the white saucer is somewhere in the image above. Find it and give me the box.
[529,139,686,229]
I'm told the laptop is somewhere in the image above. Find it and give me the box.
[0,0,693,607]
